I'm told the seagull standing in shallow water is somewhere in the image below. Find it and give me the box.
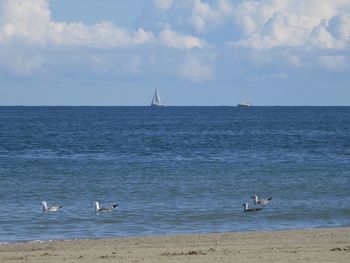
[92,201,118,213]
[243,202,263,212]
[251,195,272,205]
[41,201,62,212]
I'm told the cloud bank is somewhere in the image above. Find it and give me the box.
[0,0,350,83]
[0,0,209,80]
[232,0,350,51]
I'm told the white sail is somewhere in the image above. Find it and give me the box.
[151,89,162,106]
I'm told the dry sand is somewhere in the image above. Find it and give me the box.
[0,227,349,263]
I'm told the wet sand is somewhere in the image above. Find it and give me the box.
[0,227,349,263]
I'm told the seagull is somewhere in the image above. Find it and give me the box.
[243,202,262,212]
[41,201,62,212]
[251,195,272,205]
[92,201,118,213]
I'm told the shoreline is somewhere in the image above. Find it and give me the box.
[0,225,349,245]
[1,227,349,263]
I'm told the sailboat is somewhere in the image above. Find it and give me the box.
[151,89,163,106]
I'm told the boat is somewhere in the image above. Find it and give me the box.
[151,89,163,106]
[237,102,252,107]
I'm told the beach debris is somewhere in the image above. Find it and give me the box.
[251,195,272,205]
[243,202,263,212]
[92,201,118,213]
[161,250,207,256]
[41,201,62,212]
[331,247,350,252]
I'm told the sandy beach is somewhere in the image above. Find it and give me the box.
[0,227,349,263]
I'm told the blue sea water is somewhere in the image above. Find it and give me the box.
[0,106,349,243]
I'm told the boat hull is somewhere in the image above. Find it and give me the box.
[237,103,252,107]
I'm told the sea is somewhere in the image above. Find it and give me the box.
[0,106,349,243]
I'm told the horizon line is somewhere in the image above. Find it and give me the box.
[0,105,349,107]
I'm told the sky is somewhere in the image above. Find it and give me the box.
[0,0,349,106]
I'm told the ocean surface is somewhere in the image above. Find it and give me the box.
[0,106,349,243]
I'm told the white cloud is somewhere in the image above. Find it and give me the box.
[0,47,43,75]
[153,0,173,11]
[189,0,233,32]
[145,0,234,33]
[268,72,289,79]
[1,0,349,82]
[190,0,212,32]
[47,22,155,49]
[133,28,156,45]
[236,12,309,50]
[49,22,130,48]
[318,55,348,72]
[0,0,51,44]
[309,21,343,50]
[309,13,350,50]
[179,55,213,82]
[0,0,154,48]
[232,0,350,51]
[144,0,350,52]
[0,0,209,77]
[159,27,207,49]
[328,13,350,41]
